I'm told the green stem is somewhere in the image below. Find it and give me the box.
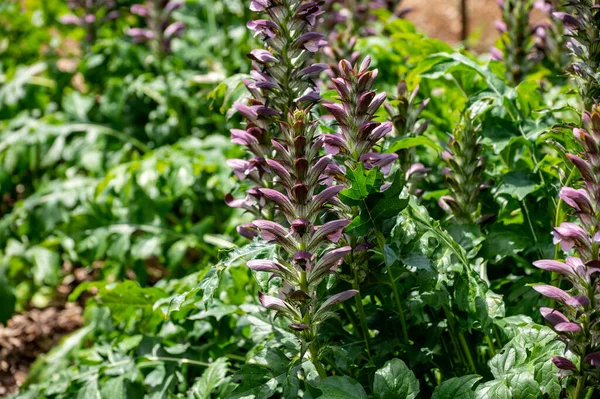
[484,332,496,357]
[385,263,409,344]
[342,301,362,339]
[574,374,588,399]
[309,342,327,379]
[352,270,372,362]
[458,331,477,373]
[442,305,466,366]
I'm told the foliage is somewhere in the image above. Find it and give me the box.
[0,0,592,398]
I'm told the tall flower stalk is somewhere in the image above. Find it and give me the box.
[323,58,403,349]
[227,0,358,378]
[59,0,119,44]
[385,82,430,195]
[554,1,600,111]
[128,0,186,56]
[491,0,545,85]
[439,117,487,225]
[533,3,600,397]
[533,106,600,399]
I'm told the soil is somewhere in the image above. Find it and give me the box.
[402,0,502,52]
[0,305,83,396]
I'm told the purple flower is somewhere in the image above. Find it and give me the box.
[248,49,278,63]
[552,356,577,371]
[250,0,270,11]
[540,307,570,326]
[295,32,327,52]
[490,47,503,61]
[552,222,592,256]
[359,153,398,175]
[128,28,155,41]
[247,19,278,38]
[553,12,581,30]
[532,285,573,304]
[129,0,186,54]
[131,4,149,16]
[164,21,185,39]
[59,14,81,25]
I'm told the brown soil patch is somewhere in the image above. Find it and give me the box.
[402,0,501,52]
[401,0,550,52]
[0,304,83,396]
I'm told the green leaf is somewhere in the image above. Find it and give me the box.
[101,377,126,399]
[432,375,481,399]
[476,380,511,399]
[496,170,541,201]
[373,359,419,399]
[338,163,380,205]
[387,136,443,153]
[188,358,229,399]
[480,116,519,154]
[317,376,368,399]
[226,364,278,399]
[77,376,101,399]
[344,170,408,235]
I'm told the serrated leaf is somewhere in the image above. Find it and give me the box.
[338,164,380,205]
[317,376,368,399]
[432,375,481,399]
[373,359,419,399]
[496,171,541,201]
[476,380,511,399]
[226,364,278,399]
[188,358,229,399]
[77,376,101,399]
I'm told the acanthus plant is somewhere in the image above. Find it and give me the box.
[491,0,548,85]
[319,0,411,67]
[226,0,362,377]
[59,0,119,44]
[128,0,186,57]
[532,2,600,398]
[439,116,490,226]
[322,57,410,349]
[384,82,430,196]
[554,1,600,112]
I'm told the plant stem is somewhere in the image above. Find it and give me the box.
[458,331,477,373]
[385,263,409,344]
[584,387,595,399]
[442,305,467,366]
[484,332,496,357]
[574,374,588,399]
[342,301,362,339]
[309,342,327,379]
[352,269,372,362]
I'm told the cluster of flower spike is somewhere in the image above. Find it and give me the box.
[554,1,600,110]
[533,106,600,383]
[128,0,185,55]
[226,0,331,236]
